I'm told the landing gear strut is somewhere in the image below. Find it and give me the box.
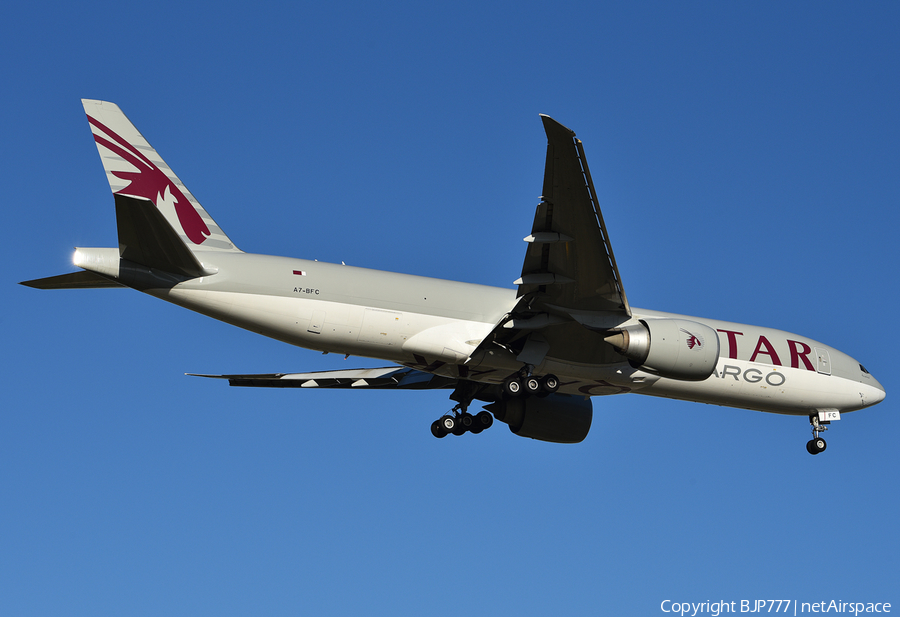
[806,414,828,455]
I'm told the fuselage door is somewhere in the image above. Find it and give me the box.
[358,308,403,345]
[815,347,831,375]
[308,309,325,334]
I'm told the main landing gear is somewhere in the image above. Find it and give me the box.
[431,404,494,438]
[503,372,559,397]
[806,414,828,455]
[428,370,558,439]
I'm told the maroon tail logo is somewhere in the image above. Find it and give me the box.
[681,329,703,350]
[87,115,210,245]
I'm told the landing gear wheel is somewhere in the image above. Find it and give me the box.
[431,420,447,438]
[431,404,493,439]
[541,374,559,393]
[470,411,492,434]
[453,412,472,435]
[525,377,541,394]
[504,377,523,397]
[451,413,468,436]
[475,410,493,430]
[806,437,827,455]
[440,415,457,434]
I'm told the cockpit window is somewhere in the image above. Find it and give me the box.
[860,364,870,374]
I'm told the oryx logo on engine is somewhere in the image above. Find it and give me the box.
[681,328,704,350]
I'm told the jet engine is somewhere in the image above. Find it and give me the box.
[603,318,719,381]
[487,394,593,443]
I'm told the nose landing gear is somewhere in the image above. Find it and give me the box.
[806,413,831,455]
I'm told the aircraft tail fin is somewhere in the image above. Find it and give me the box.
[115,193,216,277]
[82,99,241,253]
[20,101,230,291]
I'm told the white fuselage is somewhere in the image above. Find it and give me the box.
[112,250,884,418]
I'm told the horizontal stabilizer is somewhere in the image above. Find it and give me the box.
[20,270,125,289]
[189,367,458,390]
[116,194,214,278]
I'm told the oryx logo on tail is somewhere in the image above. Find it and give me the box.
[87,115,211,245]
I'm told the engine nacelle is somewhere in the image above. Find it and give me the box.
[487,394,592,444]
[604,318,719,381]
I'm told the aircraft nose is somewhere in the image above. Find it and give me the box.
[863,376,886,407]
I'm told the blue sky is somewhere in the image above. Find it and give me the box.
[2,2,898,615]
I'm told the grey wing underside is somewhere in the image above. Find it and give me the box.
[189,367,458,389]
[469,115,632,368]
[517,115,630,319]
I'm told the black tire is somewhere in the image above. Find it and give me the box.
[449,414,468,436]
[806,439,816,455]
[541,374,560,393]
[504,377,523,397]
[525,377,541,394]
[431,420,447,438]
[814,437,827,453]
[440,415,457,433]
[475,410,494,430]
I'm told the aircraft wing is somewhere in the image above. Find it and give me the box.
[516,115,630,324]
[190,366,458,389]
[466,116,632,370]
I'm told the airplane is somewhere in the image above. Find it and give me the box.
[21,100,885,454]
